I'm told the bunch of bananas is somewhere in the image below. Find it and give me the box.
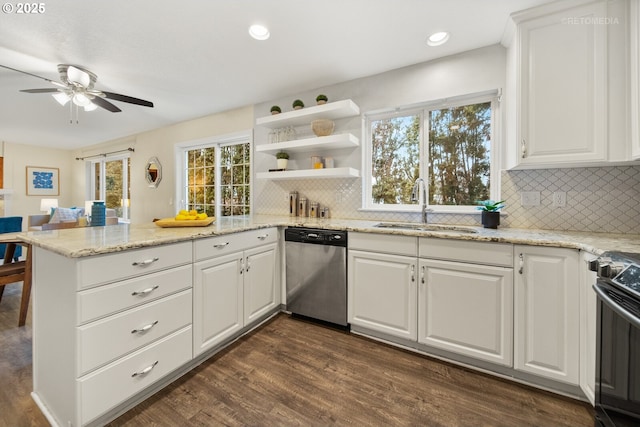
[175,209,208,221]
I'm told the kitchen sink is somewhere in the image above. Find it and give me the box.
[373,222,478,234]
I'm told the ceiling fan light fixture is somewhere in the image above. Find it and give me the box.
[72,93,92,107]
[66,65,91,87]
[84,102,98,112]
[249,24,270,40]
[52,92,70,106]
[427,31,450,46]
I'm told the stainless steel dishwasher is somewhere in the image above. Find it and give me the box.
[285,227,348,327]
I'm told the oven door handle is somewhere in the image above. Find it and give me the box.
[593,283,640,329]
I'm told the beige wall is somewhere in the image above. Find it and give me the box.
[2,142,74,228]
[71,105,254,224]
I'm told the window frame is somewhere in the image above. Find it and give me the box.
[174,130,253,219]
[362,91,500,213]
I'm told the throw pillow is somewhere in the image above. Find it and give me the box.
[49,207,82,224]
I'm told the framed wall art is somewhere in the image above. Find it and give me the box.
[26,166,59,196]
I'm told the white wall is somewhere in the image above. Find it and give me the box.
[2,142,74,229]
[71,105,254,224]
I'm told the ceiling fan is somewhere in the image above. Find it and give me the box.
[0,63,154,114]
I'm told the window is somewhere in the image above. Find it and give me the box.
[177,132,251,218]
[89,154,130,220]
[365,93,498,212]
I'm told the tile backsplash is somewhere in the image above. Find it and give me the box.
[253,165,640,234]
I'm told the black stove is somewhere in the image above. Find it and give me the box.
[590,252,640,427]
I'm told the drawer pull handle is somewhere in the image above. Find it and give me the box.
[131,320,159,334]
[131,285,159,296]
[131,360,158,378]
[257,234,268,240]
[132,257,159,266]
[214,242,230,248]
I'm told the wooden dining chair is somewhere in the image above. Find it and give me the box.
[0,240,32,326]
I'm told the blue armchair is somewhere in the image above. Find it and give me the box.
[0,217,22,261]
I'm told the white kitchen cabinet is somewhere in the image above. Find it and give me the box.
[31,241,193,427]
[579,251,598,405]
[193,228,278,356]
[418,259,513,366]
[513,1,607,167]
[348,233,417,341]
[514,245,580,385]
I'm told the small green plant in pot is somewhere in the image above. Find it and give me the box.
[276,151,289,170]
[315,94,328,105]
[270,105,281,115]
[292,99,304,110]
[476,200,505,229]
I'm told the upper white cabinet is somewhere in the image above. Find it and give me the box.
[255,99,361,180]
[631,0,640,159]
[504,0,634,168]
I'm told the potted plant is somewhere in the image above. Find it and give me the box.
[292,99,304,110]
[476,199,505,229]
[315,94,328,105]
[270,105,281,115]
[276,151,289,169]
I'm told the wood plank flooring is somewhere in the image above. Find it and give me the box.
[1,282,594,427]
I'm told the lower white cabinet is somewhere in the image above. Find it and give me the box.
[580,251,598,405]
[348,249,417,340]
[193,229,278,356]
[514,245,580,385]
[418,259,513,366]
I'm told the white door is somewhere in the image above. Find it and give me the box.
[418,259,513,366]
[514,246,580,384]
[348,250,417,340]
[244,243,278,325]
[517,2,606,165]
[193,252,244,356]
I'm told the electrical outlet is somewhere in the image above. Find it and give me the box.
[521,191,540,206]
[552,191,566,207]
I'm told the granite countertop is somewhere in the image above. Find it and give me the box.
[18,214,640,258]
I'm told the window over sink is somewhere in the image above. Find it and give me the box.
[363,91,500,213]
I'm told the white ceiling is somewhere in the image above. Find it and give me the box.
[0,0,558,150]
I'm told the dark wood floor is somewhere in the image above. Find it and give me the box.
[1,282,594,427]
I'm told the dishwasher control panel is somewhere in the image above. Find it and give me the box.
[284,227,347,247]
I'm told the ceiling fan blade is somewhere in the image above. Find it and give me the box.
[0,64,67,88]
[103,91,154,108]
[92,96,122,113]
[20,88,60,93]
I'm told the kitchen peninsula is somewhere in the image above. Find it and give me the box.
[20,217,640,427]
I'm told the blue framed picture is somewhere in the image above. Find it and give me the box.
[26,166,59,196]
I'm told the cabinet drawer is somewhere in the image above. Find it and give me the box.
[78,289,192,376]
[419,238,512,267]
[78,241,192,289]
[349,232,417,257]
[194,227,277,261]
[78,326,192,425]
[77,265,192,324]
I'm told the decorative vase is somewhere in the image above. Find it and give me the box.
[91,201,106,226]
[481,211,500,229]
[277,159,288,170]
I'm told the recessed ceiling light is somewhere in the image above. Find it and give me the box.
[427,31,449,46]
[249,24,270,41]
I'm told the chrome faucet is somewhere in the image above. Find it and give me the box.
[411,178,430,223]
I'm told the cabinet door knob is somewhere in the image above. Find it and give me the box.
[411,264,415,282]
[518,253,524,274]
[214,242,230,249]
[421,265,425,284]
[521,139,527,159]
[257,234,268,240]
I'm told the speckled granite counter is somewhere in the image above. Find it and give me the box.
[19,214,640,258]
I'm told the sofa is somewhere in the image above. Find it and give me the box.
[28,207,118,231]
